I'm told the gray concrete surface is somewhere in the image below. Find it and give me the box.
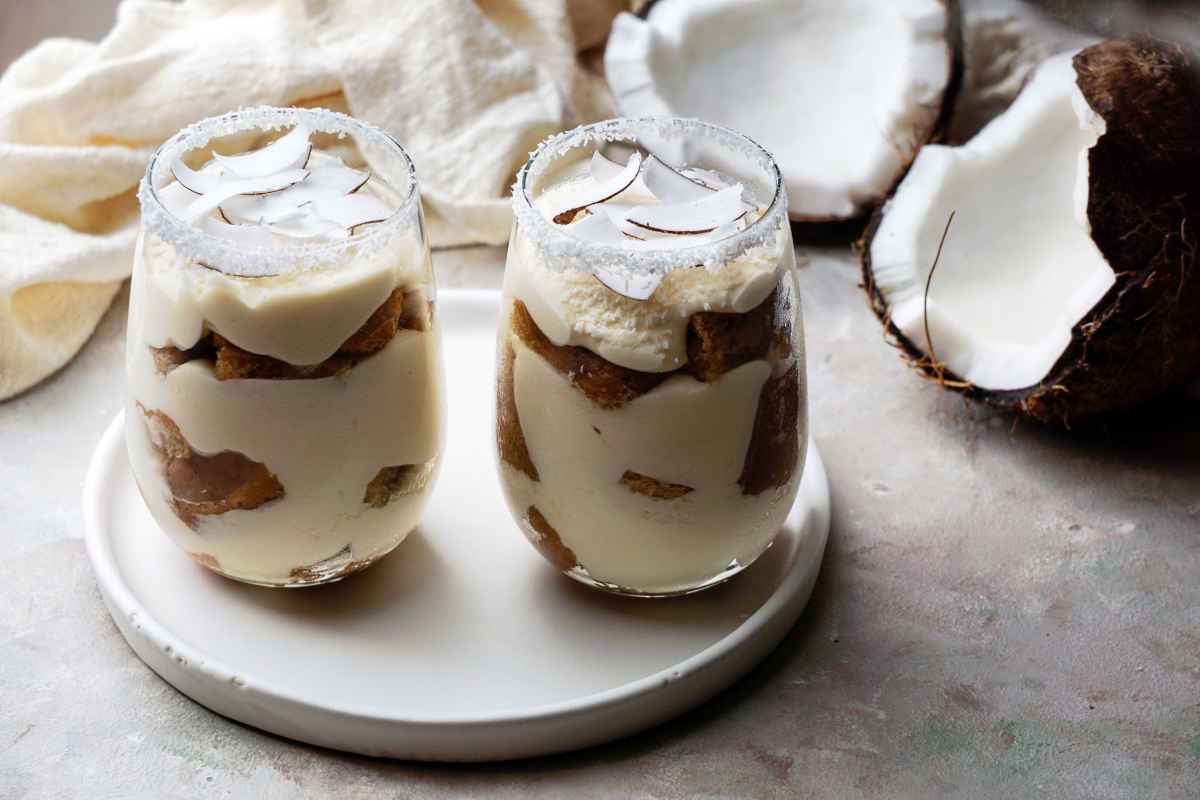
[2,243,1198,799]
[2,2,1199,799]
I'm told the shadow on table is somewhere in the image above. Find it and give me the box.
[1021,393,1200,464]
[192,529,450,624]
[1005,392,1200,515]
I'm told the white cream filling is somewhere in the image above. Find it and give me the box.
[125,292,444,582]
[498,329,801,592]
[136,231,413,365]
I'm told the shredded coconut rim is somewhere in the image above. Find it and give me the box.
[139,106,420,277]
[513,117,787,277]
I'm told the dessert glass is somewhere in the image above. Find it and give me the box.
[127,107,444,587]
[496,118,806,596]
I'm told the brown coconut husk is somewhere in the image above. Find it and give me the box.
[861,36,1200,427]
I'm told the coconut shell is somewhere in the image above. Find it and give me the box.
[861,36,1200,426]
[636,0,965,233]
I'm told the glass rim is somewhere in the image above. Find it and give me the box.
[512,117,788,277]
[138,106,421,278]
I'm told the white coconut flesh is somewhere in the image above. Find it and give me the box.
[605,0,954,220]
[868,53,1116,392]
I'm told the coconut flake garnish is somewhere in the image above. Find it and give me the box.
[593,262,664,300]
[199,215,275,247]
[269,206,346,239]
[166,121,396,244]
[220,165,370,224]
[589,150,628,183]
[311,193,393,232]
[171,159,224,195]
[641,155,714,203]
[546,151,643,224]
[220,191,299,225]
[308,165,370,194]
[539,147,762,300]
[211,123,313,178]
[181,169,309,223]
[626,184,748,234]
[157,181,196,215]
[181,169,308,222]
[564,210,628,245]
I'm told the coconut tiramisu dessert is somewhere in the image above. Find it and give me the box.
[127,107,443,587]
[498,118,806,596]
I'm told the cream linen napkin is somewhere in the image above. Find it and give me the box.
[0,0,619,401]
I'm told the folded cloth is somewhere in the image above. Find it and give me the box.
[0,0,618,401]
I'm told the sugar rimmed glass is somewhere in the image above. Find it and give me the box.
[496,117,807,597]
[127,107,444,587]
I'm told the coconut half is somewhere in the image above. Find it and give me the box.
[863,38,1200,425]
[605,0,962,222]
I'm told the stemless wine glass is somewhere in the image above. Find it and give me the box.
[127,107,444,587]
[495,117,806,596]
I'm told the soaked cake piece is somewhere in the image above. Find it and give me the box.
[738,363,801,495]
[341,287,432,352]
[525,506,577,571]
[151,338,216,375]
[686,288,784,382]
[399,287,434,333]
[508,288,791,398]
[508,289,787,406]
[363,461,436,508]
[138,404,285,528]
[189,552,222,570]
[340,287,409,354]
[211,334,359,380]
[509,300,671,409]
[496,341,540,481]
[620,470,694,499]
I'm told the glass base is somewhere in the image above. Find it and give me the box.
[563,538,775,598]
[188,536,406,589]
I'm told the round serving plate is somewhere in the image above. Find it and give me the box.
[84,289,831,762]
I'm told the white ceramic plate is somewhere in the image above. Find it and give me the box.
[84,289,831,762]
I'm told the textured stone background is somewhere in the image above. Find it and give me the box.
[2,3,1199,799]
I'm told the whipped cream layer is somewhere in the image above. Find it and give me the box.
[507,228,791,372]
[136,229,427,365]
[518,157,792,372]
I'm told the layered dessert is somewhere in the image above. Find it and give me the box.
[498,119,806,596]
[127,108,443,587]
